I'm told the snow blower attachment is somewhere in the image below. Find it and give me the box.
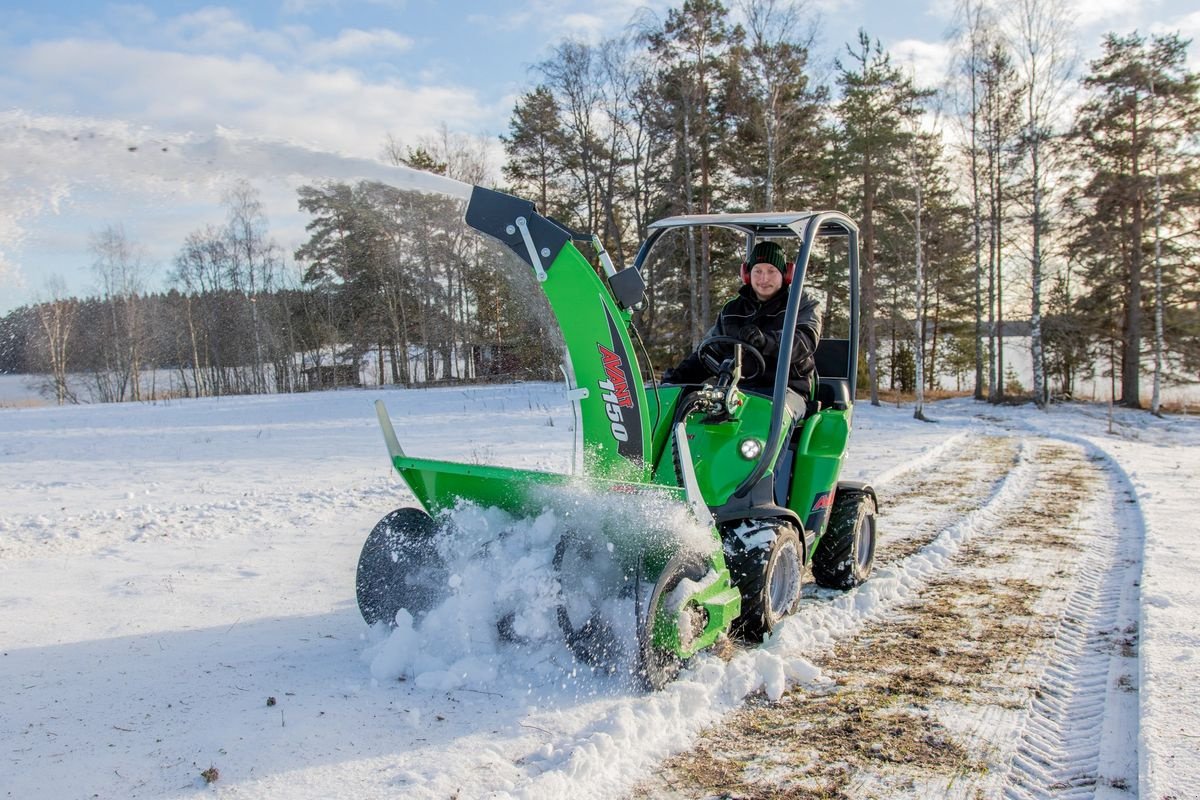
[356,186,877,689]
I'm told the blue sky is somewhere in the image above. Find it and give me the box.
[2,0,1197,313]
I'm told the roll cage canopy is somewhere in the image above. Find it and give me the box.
[634,211,857,271]
[630,210,861,501]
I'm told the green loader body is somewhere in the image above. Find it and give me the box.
[358,186,877,688]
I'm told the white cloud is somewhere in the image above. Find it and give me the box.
[167,6,255,46]
[1067,0,1149,29]
[810,0,859,18]
[106,4,159,28]
[892,38,953,90]
[467,0,672,41]
[283,0,409,12]
[304,28,414,61]
[10,38,495,156]
[561,13,607,42]
[465,11,533,33]
[282,0,336,12]
[151,8,415,64]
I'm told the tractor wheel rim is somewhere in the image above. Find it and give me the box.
[856,516,875,569]
[768,540,802,616]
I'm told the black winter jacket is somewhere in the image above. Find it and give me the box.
[664,284,821,396]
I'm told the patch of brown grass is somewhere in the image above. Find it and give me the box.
[870,388,974,405]
[636,441,1104,800]
[882,437,1020,562]
[0,398,48,409]
[638,573,1045,799]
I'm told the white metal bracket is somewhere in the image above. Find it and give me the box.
[513,216,548,282]
[673,421,716,529]
[374,399,405,461]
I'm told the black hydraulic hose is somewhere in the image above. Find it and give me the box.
[629,322,663,440]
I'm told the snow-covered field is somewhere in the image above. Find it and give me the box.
[1,383,1196,798]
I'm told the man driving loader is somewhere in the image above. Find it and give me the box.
[663,240,821,398]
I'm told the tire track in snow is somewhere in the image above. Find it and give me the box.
[1003,450,1143,799]
[866,432,1019,563]
[634,436,1137,799]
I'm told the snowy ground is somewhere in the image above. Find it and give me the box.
[1,384,1196,798]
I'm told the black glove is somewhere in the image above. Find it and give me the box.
[739,324,768,352]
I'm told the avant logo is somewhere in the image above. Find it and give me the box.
[806,490,834,536]
[597,343,634,443]
[810,491,833,513]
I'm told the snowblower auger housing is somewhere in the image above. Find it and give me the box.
[358,185,875,689]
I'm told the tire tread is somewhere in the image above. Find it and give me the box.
[811,491,876,590]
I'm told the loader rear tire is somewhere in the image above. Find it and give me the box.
[356,507,447,626]
[727,523,803,643]
[812,491,877,590]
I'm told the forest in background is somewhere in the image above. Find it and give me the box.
[0,0,1196,413]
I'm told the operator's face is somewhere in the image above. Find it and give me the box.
[749,261,784,301]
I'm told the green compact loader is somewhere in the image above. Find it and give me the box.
[355,185,878,689]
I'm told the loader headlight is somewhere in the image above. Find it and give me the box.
[739,438,763,460]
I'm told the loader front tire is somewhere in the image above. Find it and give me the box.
[356,508,447,626]
[638,550,710,691]
[728,523,803,643]
[812,491,877,590]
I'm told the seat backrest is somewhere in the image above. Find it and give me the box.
[814,338,852,411]
[814,338,850,379]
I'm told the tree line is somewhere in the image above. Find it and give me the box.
[0,177,561,404]
[1,0,1196,413]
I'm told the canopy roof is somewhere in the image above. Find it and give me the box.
[645,211,857,239]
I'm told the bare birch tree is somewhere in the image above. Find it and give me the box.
[34,276,78,404]
[90,224,151,402]
[1007,0,1076,408]
[949,0,994,401]
[223,180,282,394]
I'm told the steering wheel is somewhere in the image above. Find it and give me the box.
[697,335,767,379]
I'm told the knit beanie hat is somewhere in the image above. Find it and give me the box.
[749,241,787,275]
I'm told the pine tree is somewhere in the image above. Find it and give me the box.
[646,0,741,344]
[834,30,933,405]
[979,41,1023,403]
[725,0,827,212]
[951,0,987,400]
[1070,32,1200,408]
